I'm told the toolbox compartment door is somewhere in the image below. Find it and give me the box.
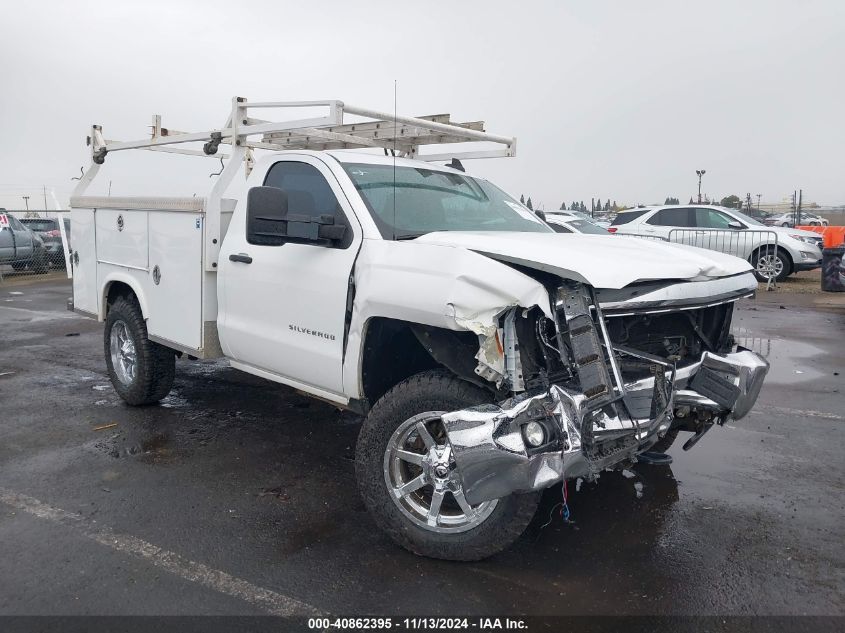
[95,209,148,270]
[70,209,98,315]
[146,211,203,351]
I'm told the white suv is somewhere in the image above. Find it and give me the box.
[764,212,829,228]
[610,205,823,282]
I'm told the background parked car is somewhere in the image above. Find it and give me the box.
[763,212,829,228]
[543,212,612,234]
[19,217,70,267]
[610,204,823,282]
[569,211,611,228]
[0,211,49,273]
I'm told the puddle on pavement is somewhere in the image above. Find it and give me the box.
[732,328,827,383]
[91,431,181,464]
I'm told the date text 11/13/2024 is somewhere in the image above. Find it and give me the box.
[307,617,528,630]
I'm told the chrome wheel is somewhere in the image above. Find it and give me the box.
[755,253,784,279]
[110,320,137,386]
[384,412,498,534]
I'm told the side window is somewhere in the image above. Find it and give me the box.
[610,209,649,225]
[261,161,351,248]
[646,207,693,227]
[695,208,741,229]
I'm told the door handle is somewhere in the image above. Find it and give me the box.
[228,253,253,264]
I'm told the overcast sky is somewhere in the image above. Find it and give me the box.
[1,0,843,210]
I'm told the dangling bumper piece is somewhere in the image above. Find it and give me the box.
[442,349,769,505]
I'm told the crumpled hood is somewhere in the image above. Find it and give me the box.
[413,231,752,289]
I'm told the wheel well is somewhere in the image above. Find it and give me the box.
[104,281,138,315]
[360,318,486,408]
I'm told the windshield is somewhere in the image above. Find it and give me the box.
[730,210,764,226]
[342,163,551,239]
[21,220,56,231]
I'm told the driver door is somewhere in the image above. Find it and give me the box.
[8,215,34,262]
[0,214,13,262]
[218,156,361,398]
[692,207,745,256]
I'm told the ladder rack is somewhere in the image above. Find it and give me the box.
[71,96,517,273]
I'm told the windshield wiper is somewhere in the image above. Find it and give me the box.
[393,231,430,240]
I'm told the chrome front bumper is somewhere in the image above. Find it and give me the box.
[442,349,769,505]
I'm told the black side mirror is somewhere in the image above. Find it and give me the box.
[247,186,288,246]
[317,216,347,242]
[246,186,348,246]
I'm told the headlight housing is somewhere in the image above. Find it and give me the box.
[789,234,820,246]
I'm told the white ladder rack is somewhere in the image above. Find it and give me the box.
[72,96,517,273]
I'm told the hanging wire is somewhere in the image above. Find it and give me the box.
[392,79,397,241]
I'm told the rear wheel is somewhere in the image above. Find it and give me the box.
[31,248,49,274]
[752,247,791,282]
[104,295,175,405]
[355,370,541,561]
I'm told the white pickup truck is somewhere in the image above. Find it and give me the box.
[69,99,769,560]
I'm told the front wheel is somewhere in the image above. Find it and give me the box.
[751,247,792,282]
[355,370,541,561]
[104,295,175,405]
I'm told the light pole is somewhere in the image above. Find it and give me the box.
[22,196,30,211]
[756,194,761,212]
[696,170,706,203]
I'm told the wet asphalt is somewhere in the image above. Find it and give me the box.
[0,277,843,616]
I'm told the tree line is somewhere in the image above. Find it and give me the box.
[666,195,744,208]
[520,195,619,213]
[519,194,749,213]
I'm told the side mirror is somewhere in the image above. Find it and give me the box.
[246,186,289,246]
[727,221,744,230]
[246,186,348,246]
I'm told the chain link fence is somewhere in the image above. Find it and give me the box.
[620,229,781,290]
[0,210,71,283]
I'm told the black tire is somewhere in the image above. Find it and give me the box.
[751,246,792,283]
[355,370,541,561]
[31,248,49,274]
[11,262,27,271]
[104,295,175,406]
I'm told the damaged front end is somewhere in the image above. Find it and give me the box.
[441,280,769,506]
